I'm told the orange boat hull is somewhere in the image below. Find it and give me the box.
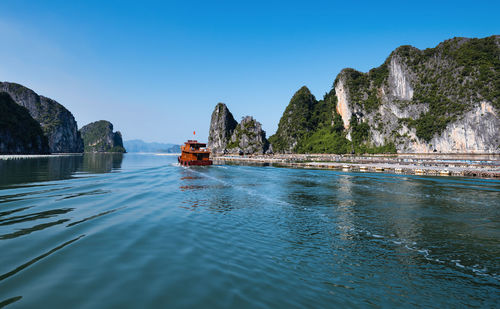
[178,157,213,166]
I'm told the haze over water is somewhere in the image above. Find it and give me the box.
[0,154,499,308]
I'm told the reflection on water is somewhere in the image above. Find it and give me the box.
[0,154,123,187]
[0,155,82,187]
[333,175,356,239]
[82,153,123,174]
[0,155,499,308]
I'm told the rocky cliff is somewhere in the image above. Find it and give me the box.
[0,82,84,153]
[271,35,499,154]
[334,35,499,153]
[208,103,270,154]
[208,103,238,153]
[226,116,270,154]
[0,92,50,154]
[79,120,126,153]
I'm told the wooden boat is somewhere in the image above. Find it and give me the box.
[178,140,213,166]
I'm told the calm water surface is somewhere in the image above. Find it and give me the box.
[0,154,499,308]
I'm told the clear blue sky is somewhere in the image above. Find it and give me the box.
[1,1,498,144]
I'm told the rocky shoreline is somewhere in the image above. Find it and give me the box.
[212,153,500,179]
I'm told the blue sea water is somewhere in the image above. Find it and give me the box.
[0,154,499,308]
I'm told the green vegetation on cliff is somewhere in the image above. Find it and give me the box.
[269,86,318,152]
[339,62,389,114]
[271,87,396,154]
[295,127,350,154]
[294,90,349,153]
[295,111,395,154]
[410,36,499,141]
[270,86,346,152]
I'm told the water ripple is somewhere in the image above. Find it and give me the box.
[0,208,74,226]
[0,154,498,308]
[0,219,70,240]
[67,207,124,227]
[0,235,85,282]
[0,296,22,308]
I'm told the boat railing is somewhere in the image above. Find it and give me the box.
[185,147,210,152]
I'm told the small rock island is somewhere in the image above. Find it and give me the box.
[79,120,126,153]
[208,103,270,155]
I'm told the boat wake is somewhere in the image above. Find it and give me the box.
[348,227,500,282]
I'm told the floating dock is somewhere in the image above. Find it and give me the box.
[213,153,500,179]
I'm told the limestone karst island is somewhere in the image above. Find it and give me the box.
[0,1,499,308]
[0,82,125,154]
[206,36,499,178]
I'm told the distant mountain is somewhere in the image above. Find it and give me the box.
[124,139,180,153]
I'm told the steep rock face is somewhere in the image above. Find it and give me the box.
[0,92,50,154]
[227,116,270,154]
[334,78,352,129]
[268,86,318,153]
[395,102,498,152]
[79,120,125,153]
[0,82,84,153]
[207,103,238,154]
[334,35,499,153]
[388,56,414,100]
